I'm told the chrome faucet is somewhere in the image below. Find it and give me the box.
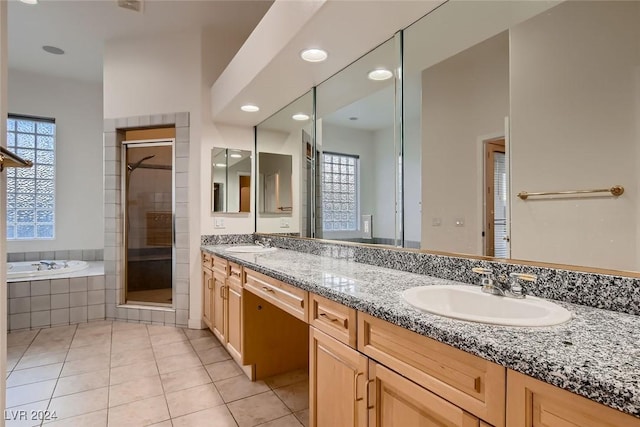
[472,267,506,296]
[472,267,537,298]
[40,261,57,270]
[255,238,273,248]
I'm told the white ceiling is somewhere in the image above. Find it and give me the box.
[7,0,272,82]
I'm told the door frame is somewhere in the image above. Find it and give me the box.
[484,139,506,257]
[476,125,510,257]
[120,138,175,306]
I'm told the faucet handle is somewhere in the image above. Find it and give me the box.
[508,272,537,298]
[471,267,493,275]
[472,267,494,286]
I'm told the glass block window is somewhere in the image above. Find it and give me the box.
[6,115,56,240]
[322,152,358,231]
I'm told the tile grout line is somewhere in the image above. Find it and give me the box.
[44,323,78,427]
[146,324,173,426]
[184,331,241,426]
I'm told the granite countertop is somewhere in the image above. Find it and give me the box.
[202,244,640,418]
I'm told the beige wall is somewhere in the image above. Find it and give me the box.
[421,32,509,255]
[510,1,639,271]
[8,69,104,253]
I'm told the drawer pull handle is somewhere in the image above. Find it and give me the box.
[319,312,347,328]
[366,379,375,410]
[354,372,364,402]
[262,286,275,293]
[231,271,241,278]
[207,278,213,290]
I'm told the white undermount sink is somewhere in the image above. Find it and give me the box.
[225,245,277,254]
[402,285,571,327]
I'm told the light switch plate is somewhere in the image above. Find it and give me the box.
[280,218,291,228]
[214,218,225,229]
[362,214,372,239]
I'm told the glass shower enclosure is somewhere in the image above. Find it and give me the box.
[123,140,174,306]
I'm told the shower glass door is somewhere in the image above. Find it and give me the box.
[123,140,174,306]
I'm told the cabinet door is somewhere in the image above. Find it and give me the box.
[202,267,214,330]
[212,277,226,343]
[507,370,640,427]
[226,281,242,361]
[369,361,479,427]
[310,327,368,427]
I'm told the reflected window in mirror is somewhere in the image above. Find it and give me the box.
[316,36,401,246]
[322,152,359,232]
[211,148,252,214]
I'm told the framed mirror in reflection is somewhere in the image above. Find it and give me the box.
[256,90,314,236]
[211,148,252,213]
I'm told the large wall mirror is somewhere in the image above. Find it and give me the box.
[256,90,314,236]
[211,148,252,213]
[255,0,640,276]
[406,0,638,272]
[316,36,402,246]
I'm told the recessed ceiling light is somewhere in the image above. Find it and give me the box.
[229,153,242,158]
[292,113,310,121]
[20,0,38,4]
[300,48,328,63]
[240,105,259,112]
[42,46,65,55]
[368,69,393,81]
[215,163,227,168]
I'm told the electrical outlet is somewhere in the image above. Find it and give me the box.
[280,218,290,228]
[214,218,225,229]
[432,217,441,227]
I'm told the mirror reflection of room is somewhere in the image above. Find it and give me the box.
[405,0,638,271]
[256,91,314,236]
[316,37,401,246]
[211,148,252,213]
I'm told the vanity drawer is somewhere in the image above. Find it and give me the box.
[228,262,243,287]
[244,269,308,322]
[212,256,228,281]
[310,293,356,347]
[201,252,213,270]
[358,312,506,427]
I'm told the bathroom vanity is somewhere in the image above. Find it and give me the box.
[201,244,640,427]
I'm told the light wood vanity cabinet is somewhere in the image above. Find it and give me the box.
[201,252,244,364]
[201,253,213,330]
[310,293,357,347]
[358,313,505,427]
[369,361,481,427]
[211,256,227,344]
[226,262,243,361]
[309,327,368,427]
[202,254,638,427]
[244,269,308,322]
[507,370,640,427]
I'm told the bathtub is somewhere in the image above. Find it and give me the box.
[7,260,89,280]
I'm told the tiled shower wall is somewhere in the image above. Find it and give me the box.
[103,112,190,327]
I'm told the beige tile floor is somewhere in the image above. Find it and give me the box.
[6,321,309,427]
